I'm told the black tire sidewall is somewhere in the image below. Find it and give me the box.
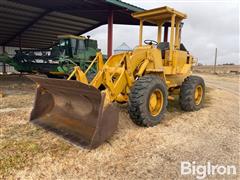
[128,75,168,127]
[144,81,168,125]
[180,76,205,111]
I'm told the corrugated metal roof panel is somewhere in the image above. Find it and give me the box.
[20,35,56,42]
[29,25,80,34]
[0,12,33,22]
[50,12,99,25]
[23,31,59,38]
[34,22,85,32]
[0,6,42,18]
[0,0,145,48]
[27,28,75,35]
[42,16,95,28]
[0,18,31,26]
[0,0,43,13]
[8,40,51,46]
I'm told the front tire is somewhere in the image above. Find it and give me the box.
[179,76,205,111]
[128,75,168,127]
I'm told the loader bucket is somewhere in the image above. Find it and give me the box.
[27,75,119,149]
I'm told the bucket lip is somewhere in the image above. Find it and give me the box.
[26,75,95,89]
[26,75,102,102]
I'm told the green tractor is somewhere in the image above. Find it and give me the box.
[0,35,101,78]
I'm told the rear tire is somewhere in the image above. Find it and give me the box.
[128,75,168,127]
[179,76,205,111]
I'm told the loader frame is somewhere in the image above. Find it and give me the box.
[68,6,196,104]
[28,6,204,149]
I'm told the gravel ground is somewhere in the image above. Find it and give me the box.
[0,74,239,179]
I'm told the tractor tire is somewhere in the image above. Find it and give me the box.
[179,75,205,111]
[128,75,168,127]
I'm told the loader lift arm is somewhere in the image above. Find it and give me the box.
[69,49,159,104]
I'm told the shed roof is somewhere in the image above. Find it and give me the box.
[0,0,144,48]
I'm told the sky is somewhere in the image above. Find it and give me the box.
[83,0,239,65]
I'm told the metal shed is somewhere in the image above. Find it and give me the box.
[0,0,145,58]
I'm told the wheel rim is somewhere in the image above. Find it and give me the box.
[195,85,203,105]
[149,89,163,116]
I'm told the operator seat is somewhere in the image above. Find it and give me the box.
[157,42,169,59]
[157,42,188,59]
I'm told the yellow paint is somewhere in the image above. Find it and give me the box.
[67,66,88,84]
[175,21,180,49]
[169,14,176,65]
[195,85,203,105]
[139,19,143,46]
[149,89,163,116]
[157,23,163,43]
[67,6,196,107]
[132,6,187,21]
[49,72,65,75]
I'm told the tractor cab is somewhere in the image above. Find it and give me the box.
[52,35,98,60]
[132,6,194,70]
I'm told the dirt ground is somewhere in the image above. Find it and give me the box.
[0,73,239,179]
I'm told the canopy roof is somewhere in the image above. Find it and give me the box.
[132,6,187,25]
[0,0,144,48]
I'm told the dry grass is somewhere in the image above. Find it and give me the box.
[193,65,240,74]
[0,75,239,179]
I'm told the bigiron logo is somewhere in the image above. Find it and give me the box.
[180,161,237,179]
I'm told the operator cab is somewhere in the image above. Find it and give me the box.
[132,6,190,62]
[56,35,87,58]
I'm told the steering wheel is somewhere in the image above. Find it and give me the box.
[144,40,158,45]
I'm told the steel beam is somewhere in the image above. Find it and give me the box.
[107,11,113,58]
[164,25,168,42]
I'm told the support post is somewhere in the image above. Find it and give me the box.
[179,23,182,47]
[214,48,217,74]
[2,46,6,74]
[169,14,176,64]
[107,11,113,58]
[139,19,143,46]
[157,23,163,43]
[163,25,168,42]
[175,21,180,49]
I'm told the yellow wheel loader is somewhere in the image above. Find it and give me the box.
[28,6,205,148]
